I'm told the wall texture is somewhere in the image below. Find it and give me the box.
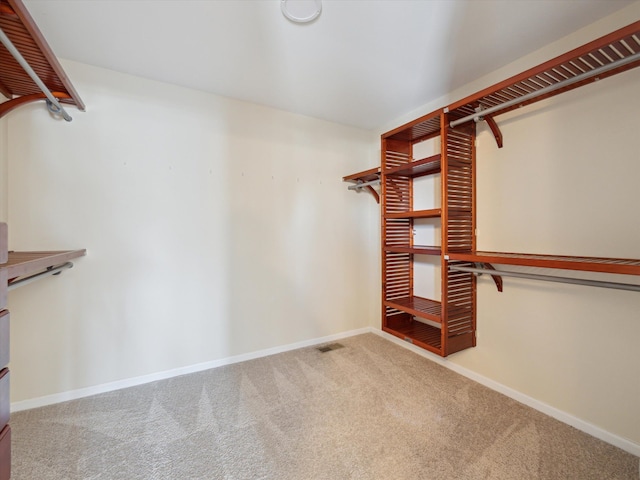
[6,62,378,403]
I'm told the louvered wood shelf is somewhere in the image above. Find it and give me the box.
[385,208,441,219]
[384,154,441,178]
[447,21,640,124]
[0,0,84,118]
[447,251,640,276]
[383,317,442,354]
[384,245,441,255]
[384,296,441,323]
[342,167,380,183]
[2,250,86,281]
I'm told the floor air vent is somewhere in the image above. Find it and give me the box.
[317,343,345,353]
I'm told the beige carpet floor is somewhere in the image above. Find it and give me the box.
[10,333,639,479]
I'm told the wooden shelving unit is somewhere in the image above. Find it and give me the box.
[380,112,476,356]
[345,20,640,357]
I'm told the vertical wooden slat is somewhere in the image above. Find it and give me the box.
[440,113,449,349]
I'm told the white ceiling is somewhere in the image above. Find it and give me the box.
[24,0,634,130]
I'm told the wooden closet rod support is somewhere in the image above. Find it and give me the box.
[449,50,640,128]
[449,265,640,292]
[7,262,73,291]
[0,26,73,121]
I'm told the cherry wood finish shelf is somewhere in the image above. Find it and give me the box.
[447,21,640,126]
[385,208,441,219]
[384,154,441,178]
[448,251,640,276]
[343,167,381,203]
[384,296,441,323]
[384,318,442,354]
[384,245,441,256]
[342,167,380,183]
[0,0,84,118]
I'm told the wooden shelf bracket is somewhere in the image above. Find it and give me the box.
[343,167,381,203]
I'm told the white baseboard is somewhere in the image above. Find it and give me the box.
[11,326,639,459]
[373,328,640,458]
[10,327,372,413]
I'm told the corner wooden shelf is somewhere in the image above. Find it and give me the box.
[343,167,381,203]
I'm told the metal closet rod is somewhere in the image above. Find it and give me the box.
[7,262,74,291]
[449,265,640,292]
[0,27,72,121]
[450,50,640,128]
[348,179,380,191]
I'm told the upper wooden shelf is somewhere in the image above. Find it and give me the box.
[0,0,84,118]
[382,110,443,143]
[447,251,640,276]
[447,20,640,125]
[384,154,441,178]
[377,21,640,144]
[2,250,86,281]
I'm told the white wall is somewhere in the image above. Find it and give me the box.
[382,4,640,449]
[5,61,379,402]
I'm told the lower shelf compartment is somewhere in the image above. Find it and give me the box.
[384,315,442,355]
[384,314,476,357]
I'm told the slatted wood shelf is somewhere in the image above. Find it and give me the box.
[342,167,380,183]
[384,296,441,323]
[0,0,84,118]
[384,154,441,178]
[382,110,443,143]
[447,251,640,276]
[384,245,441,256]
[447,21,640,125]
[384,208,441,219]
[383,318,442,354]
[2,250,86,280]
